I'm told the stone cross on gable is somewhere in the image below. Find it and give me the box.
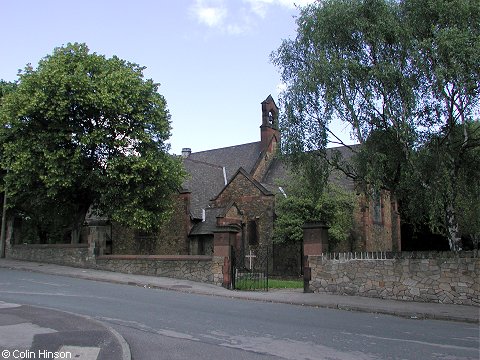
[245,250,256,270]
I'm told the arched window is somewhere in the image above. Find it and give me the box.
[372,191,383,224]
[268,111,274,125]
[248,220,258,246]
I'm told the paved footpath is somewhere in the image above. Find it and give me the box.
[0,258,478,324]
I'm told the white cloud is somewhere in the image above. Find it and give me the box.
[189,0,317,35]
[244,0,272,18]
[190,0,254,35]
[244,0,317,17]
[190,0,228,28]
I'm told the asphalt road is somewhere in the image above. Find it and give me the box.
[0,268,478,360]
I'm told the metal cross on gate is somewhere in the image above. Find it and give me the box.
[245,250,256,270]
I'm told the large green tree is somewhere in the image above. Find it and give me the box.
[274,170,356,251]
[0,80,17,254]
[0,43,185,243]
[400,122,480,249]
[272,0,480,251]
[403,0,480,250]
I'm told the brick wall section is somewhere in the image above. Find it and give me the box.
[366,191,393,251]
[156,192,191,254]
[251,141,277,182]
[8,244,94,267]
[308,251,480,306]
[351,192,398,252]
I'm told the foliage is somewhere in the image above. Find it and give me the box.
[272,0,417,151]
[271,0,480,251]
[0,81,17,100]
[0,82,15,184]
[0,43,185,242]
[403,0,480,251]
[399,122,480,247]
[274,169,356,250]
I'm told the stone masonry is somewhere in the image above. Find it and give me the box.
[308,251,479,306]
[8,244,94,267]
[212,169,275,248]
[95,255,217,284]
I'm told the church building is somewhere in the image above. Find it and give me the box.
[107,95,400,259]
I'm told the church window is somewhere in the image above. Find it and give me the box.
[248,220,258,246]
[372,191,383,224]
[268,111,274,125]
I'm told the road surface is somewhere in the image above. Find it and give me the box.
[0,268,478,359]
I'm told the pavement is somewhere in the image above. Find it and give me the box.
[0,258,478,360]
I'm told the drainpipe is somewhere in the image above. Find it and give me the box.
[222,167,228,185]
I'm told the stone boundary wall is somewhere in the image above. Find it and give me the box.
[7,243,225,286]
[95,254,222,285]
[4,218,230,288]
[307,251,479,306]
[8,244,94,267]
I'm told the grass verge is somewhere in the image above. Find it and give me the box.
[235,278,303,291]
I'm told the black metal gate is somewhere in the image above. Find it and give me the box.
[232,246,269,291]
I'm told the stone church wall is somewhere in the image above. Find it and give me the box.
[213,172,275,248]
[108,193,190,255]
[307,251,479,306]
[350,192,399,252]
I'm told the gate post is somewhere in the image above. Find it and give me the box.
[213,225,240,289]
[302,222,329,293]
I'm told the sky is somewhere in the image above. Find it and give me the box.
[0,0,351,154]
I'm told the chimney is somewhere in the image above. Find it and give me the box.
[181,148,191,158]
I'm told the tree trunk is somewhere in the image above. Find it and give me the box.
[445,203,462,252]
[445,158,462,252]
[70,205,90,244]
[444,101,464,252]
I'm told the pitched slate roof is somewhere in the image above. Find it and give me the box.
[189,207,225,236]
[182,158,226,219]
[262,145,357,191]
[182,134,358,224]
[186,142,264,181]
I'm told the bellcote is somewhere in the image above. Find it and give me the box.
[261,95,279,129]
[260,95,280,153]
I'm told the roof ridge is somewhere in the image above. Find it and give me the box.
[183,158,225,169]
[190,141,261,155]
[212,167,273,201]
